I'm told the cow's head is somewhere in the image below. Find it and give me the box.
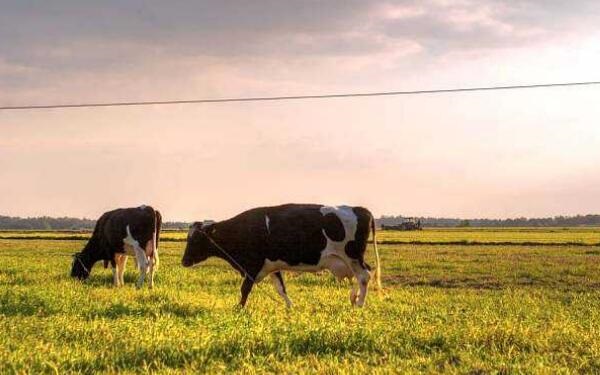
[181,222,216,267]
[70,252,93,280]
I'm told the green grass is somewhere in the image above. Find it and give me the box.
[2,227,599,245]
[377,227,600,245]
[1,233,600,373]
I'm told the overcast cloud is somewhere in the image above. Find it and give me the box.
[2,0,599,91]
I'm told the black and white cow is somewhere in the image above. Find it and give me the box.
[70,205,162,288]
[181,204,381,307]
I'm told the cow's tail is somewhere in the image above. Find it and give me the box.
[371,215,382,290]
[154,209,162,269]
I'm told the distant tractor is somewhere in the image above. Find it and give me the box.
[381,218,422,231]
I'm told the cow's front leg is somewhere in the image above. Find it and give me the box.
[117,255,127,286]
[112,258,119,287]
[270,272,292,308]
[239,276,255,307]
[350,282,358,305]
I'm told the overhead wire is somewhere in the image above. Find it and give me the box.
[1,81,599,111]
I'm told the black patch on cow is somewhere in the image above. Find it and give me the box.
[322,213,345,242]
[70,205,161,280]
[344,206,373,265]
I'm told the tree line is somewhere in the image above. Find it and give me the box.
[0,215,191,230]
[2,214,600,230]
[377,215,600,228]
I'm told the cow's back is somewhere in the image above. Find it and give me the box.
[98,206,157,254]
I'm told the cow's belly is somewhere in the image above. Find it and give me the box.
[257,255,352,282]
[321,256,353,280]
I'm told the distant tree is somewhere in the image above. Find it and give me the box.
[457,220,471,228]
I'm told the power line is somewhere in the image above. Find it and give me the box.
[1,81,599,111]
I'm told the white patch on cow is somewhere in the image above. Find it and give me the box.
[319,205,357,247]
[123,225,140,249]
[123,225,149,288]
[265,215,270,234]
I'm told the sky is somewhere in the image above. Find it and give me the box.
[1,0,600,221]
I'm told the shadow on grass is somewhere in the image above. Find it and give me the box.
[0,291,59,317]
[384,275,503,290]
[62,331,385,372]
[85,300,209,320]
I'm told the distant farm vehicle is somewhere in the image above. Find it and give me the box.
[381,218,423,231]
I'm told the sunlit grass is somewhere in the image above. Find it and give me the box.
[1,236,600,373]
[2,227,598,245]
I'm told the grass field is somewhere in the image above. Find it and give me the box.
[2,227,599,245]
[1,229,600,373]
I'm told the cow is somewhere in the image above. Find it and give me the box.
[70,205,162,288]
[181,204,381,307]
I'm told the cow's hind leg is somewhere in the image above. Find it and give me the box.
[348,259,371,307]
[134,247,149,289]
[147,256,156,289]
[112,257,119,287]
[239,276,255,307]
[146,239,158,289]
[270,272,292,308]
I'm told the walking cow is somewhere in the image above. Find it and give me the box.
[70,205,161,288]
[181,204,381,307]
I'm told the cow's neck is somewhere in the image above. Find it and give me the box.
[77,250,97,271]
[207,235,247,276]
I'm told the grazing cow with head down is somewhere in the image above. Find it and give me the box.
[182,204,381,307]
[70,205,161,288]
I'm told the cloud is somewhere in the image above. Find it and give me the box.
[3,1,598,67]
[378,0,600,54]
[1,1,599,102]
